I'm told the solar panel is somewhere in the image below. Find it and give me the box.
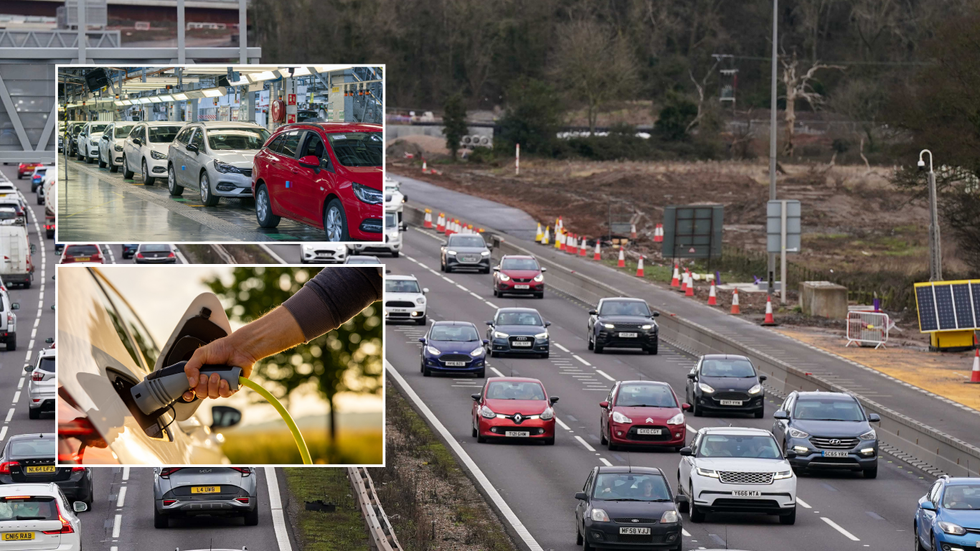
[952,283,976,329]
[917,285,938,332]
[934,285,957,330]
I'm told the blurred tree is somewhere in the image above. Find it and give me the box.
[497,77,563,154]
[443,93,468,160]
[655,92,698,141]
[204,267,383,441]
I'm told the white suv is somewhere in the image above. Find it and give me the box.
[677,427,797,524]
[385,274,427,324]
[26,347,56,419]
[0,483,86,551]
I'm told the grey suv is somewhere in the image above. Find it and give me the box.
[153,466,258,528]
[440,234,491,273]
[167,122,270,206]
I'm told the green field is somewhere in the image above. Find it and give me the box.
[221,428,383,465]
[282,467,370,551]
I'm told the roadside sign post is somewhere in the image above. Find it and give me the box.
[515,143,520,176]
[767,200,801,305]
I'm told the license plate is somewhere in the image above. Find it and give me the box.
[445,361,467,367]
[511,341,532,347]
[74,257,90,262]
[2,532,34,541]
[619,527,650,535]
[720,400,743,406]
[514,285,529,289]
[25,466,56,474]
[823,450,849,458]
[618,332,638,338]
[191,486,220,494]
[389,308,408,313]
[732,490,761,497]
[505,431,530,437]
[636,428,662,435]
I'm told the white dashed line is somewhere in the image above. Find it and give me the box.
[599,458,613,466]
[595,369,616,382]
[112,513,122,538]
[553,342,570,353]
[556,418,572,431]
[116,486,127,508]
[11,392,19,405]
[0,427,6,442]
[797,497,811,509]
[821,517,860,541]
[682,529,691,537]
[485,302,498,309]
[573,355,591,366]
[4,409,12,423]
[491,367,505,377]
[574,435,596,452]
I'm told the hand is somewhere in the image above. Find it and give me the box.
[182,336,258,402]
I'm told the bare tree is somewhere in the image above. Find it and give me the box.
[850,0,900,61]
[793,0,841,60]
[781,51,844,157]
[686,57,722,133]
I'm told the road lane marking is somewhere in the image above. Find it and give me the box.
[258,244,287,264]
[16,378,23,390]
[573,355,591,366]
[4,408,12,423]
[111,513,122,538]
[574,435,596,452]
[553,342,570,352]
[599,458,613,466]
[122,467,130,481]
[821,517,860,541]
[595,369,616,381]
[456,284,469,292]
[797,497,811,509]
[682,528,691,537]
[0,427,6,441]
[11,391,19,404]
[442,276,453,283]
[469,292,482,299]
[265,467,294,551]
[485,301,498,308]
[116,486,127,508]
[491,367,505,377]
[555,418,571,431]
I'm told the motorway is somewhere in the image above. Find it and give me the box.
[384,225,933,551]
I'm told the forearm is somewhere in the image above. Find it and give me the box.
[282,266,382,341]
[229,306,305,364]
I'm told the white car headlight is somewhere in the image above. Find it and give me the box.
[480,250,490,256]
[612,411,632,424]
[696,467,720,478]
[533,274,544,282]
[788,428,809,439]
[534,332,549,339]
[698,382,715,394]
[640,324,653,330]
[748,383,763,395]
[938,521,966,536]
[773,470,793,480]
[150,150,168,160]
[493,331,509,339]
[540,407,554,420]
[603,323,615,329]
[666,412,685,425]
[859,429,877,441]
[447,250,458,256]
[590,508,610,522]
[480,406,496,419]
[114,144,123,152]
[498,273,511,281]
[660,510,679,523]
[425,346,441,355]
[469,347,485,357]
[416,297,426,305]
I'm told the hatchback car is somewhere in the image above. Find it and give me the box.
[301,243,348,264]
[772,391,880,478]
[440,234,491,273]
[575,466,683,551]
[0,433,93,508]
[588,297,661,354]
[17,162,42,179]
[599,381,689,452]
[0,483,86,551]
[472,377,558,445]
[419,321,488,377]
[914,476,980,551]
[350,211,401,257]
[384,275,427,324]
[98,121,136,172]
[76,122,109,163]
[486,307,550,358]
[153,466,258,528]
[121,244,139,259]
[122,121,186,185]
[252,122,383,241]
[134,243,177,264]
[168,122,270,206]
[59,244,104,264]
[493,255,546,298]
[30,166,48,192]
[25,347,56,419]
[685,354,767,418]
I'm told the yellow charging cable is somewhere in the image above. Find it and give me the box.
[238,376,312,465]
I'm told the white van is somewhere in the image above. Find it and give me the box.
[0,225,35,288]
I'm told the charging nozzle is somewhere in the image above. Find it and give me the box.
[131,361,242,416]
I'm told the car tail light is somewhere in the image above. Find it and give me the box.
[62,256,75,263]
[229,467,251,476]
[235,497,249,503]
[0,461,19,474]
[163,499,177,506]
[32,371,44,381]
[167,252,175,258]
[159,467,182,478]
[71,466,86,473]
[7,313,13,325]
[41,509,73,535]
[135,253,144,259]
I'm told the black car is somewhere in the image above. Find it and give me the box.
[574,466,684,551]
[685,354,767,418]
[122,244,139,259]
[134,243,177,263]
[587,297,660,354]
[772,391,880,478]
[0,433,93,508]
[486,307,550,358]
[440,234,491,273]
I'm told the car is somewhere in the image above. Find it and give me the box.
[574,466,683,551]
[471,377,558,445]
[25,347,56,419]
[384,176,405,223]
[121,121,186,185]
[914,476,980,551]
[0,208,19,227]
[345,255,382,264]
[134,243,177,264]
[0,290,18,351]
[76,122,109,163]
[121,244,139,259]
[350,211,402,257]
[384,274,427,324]
[251,122,383,241]
[59,244,104,264]
[485,307,550,358]
[54,243,65,254]
[599,381,689,452]
[30,166,48,192]
[685,354,767,418]
[440,233,491,273]
[419,321,488,377]
[98,121,136,172]
[0,433,93,509]
[492,255,546,298]
[588,297,660,354]
[153,466,259,528]
[772,391,880,478]
[677,427,797,524]
[0,483,86,551]
[301,243,347,264]
[0,198,28,226]
[66,123,84,157]
[168,122,270,206]
[17,162,42,179]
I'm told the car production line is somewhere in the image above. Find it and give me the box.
[384,227,934,551]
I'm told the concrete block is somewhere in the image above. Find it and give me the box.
[799,281,848,319]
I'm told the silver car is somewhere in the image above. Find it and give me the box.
[76,122,109,163]
[167,122,270,206]
[301,243,347,263]
[153,466,259,528]
[98,121,135,173]
[25,347,55,419]
[122,121,186,185]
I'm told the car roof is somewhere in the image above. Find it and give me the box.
[38,348,56,359]
[793,391,856,401]
[618,380,671,388]
[7,432,55,443]
[495,307,541,314]
[387,274,417,281]
[0,483,61,498]
[701,354,751,361]
[279,122,381,134]
[486,376,543,384]
[501,255,536,260]
[946,477,980,485]
[195,121,264,129]
[431,320,477,327]
[699,427,772,436]
[600,297,646,302]
[596,466,665,476]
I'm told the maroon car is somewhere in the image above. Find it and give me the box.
[600,380,689,452]
[492,255,546,299]
[472,377,558,445]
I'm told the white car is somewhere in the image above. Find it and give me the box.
[351,211,402,257]
[677,427,797,524]
[0,483,86,551]
[384,176,405,214]
[301,243,347,264]
[76,122,109,163]
[25,347,56,419]
[385,274,427,324]
[98,121,136,173]
[121,121,186,185]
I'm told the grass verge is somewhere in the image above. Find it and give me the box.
[222,428,383,464]
[281,467,370,551]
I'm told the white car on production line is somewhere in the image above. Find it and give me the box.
[384,274,427,325]
[122,122,187,185]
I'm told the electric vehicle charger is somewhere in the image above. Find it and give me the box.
[131,361,312,464]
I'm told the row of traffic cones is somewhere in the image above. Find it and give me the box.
[431,213,484,236]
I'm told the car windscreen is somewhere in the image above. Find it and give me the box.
[429,325,480,342]
[115,124,135,138]
[485,381,545,400]
[147,126,183,143]
[500,258,539,271]
[90,123,108,134]
[942,484,980,510]
[38,357,55,372]
[496,311,543,326]
[449,236,486,248]
[9,438,56,458]
[599,300,651,317]
[385,213,397,228]
[386,280,420,294]
[34,168,46,175]
[792,398,865,421]
[326,132,382,167]
[593,473,671,501]
[139,244,171,252]
[207,128,270,150]
[65,245,99,256]
[698,434,781,459]
[700,359,756,378]
[0,497,57,521]
[616,384,677,408]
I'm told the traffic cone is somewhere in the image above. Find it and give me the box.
[443,217,452,236]
[670,264,680,287]
[580,238,588,257]
[422,159,428,173]
[557,230,565,251]
[655,224,664,242]
[436,213,446,232]
[535,223,543,242]
[636,256,645,277]
[762,296,777,326]
[568,234,578,255]
[730,288,741,315]
[593,241,601,261]
[685,273,695,297]
[617,247,625,268]
[631,223,637,240]
[423,209,433,228]
[708,280,718,305]
[970,336,980,383]
[680,269,689,292]
[557,216,563,234]
[542,226,550,245]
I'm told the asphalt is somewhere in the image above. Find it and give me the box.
[385,226,935,551]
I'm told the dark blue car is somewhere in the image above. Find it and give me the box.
[419,321,488,377]
[914,476,980,550]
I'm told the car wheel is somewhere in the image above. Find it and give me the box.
[200,172,218,206]
[477,430,486,443]
[594,342,603,353]
[863,465,878,479]
[689,502,705,523]
[755,406,765,419]
[244,506,259,526]
[422,365,431,377]
[255,184,281,228]
[98,152,107,168]
[675,476,689,513]
[440,260,446,272]
[576,527,583,545]
[472,420,478,438]
[476,368,485,378]
[489,350,497,358]
[608,440,617,451]
[153,509,169,529]
[492,288,498,297]
[416,316,426,326]
[544,437,555,446]
[536,293,544,299]
[28,408,39,419]
[692,400,702,417]
[6,334,15,351]
[600,428,607,445]
[142,159,155,185]
[37,194,43,205]
[541,351,549,359]
[648,340,658,355]
[122,155,134,179]
[914,525,926,551]
[446,264,453,273]
[168,165,183,196]
[323,198,350,242]
[779,506,796,525]
[583,535,595,551]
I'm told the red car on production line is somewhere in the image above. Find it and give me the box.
[472,377,559,445]
[251,122,383,242]
[492,255,547,299]
[599,380,689,452]
[17,162,42,179]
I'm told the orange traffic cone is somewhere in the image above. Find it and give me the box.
[422,159,429,173]
[680,269,689,292]
[685,273,695,297]
[423,209,433,228]
[670,264,680,287]
[617,247,625,268]
[970,336,980,383]
[580,238,588,257]
[654,224,664,243]
[593,241,601,261]
[730,288,741,315]
[708,280,717,305]
[631,223,637,240]
[636,256,645,277]
[436,213,446,232]
[568,234,578,255]
[762,296,777,326]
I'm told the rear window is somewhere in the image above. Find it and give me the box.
[139,244,171,252]
[8,438,55,458]
[66,245,99,256]
[0,496,57,521]
[38,356,55,373]
[326,132,382,167]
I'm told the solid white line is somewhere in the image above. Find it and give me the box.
[595,369,616,382]
[574,435,596,452]
[555,418,571,431]
[821,517,860,541]
[599,458,613,466]
[265,467,293,551]
[116,486,127,508]
[386,360,545,551]
[122,467,130,481]
[4,408,12,423]
[0,427,6,441]
[257,244,287,265]
[797,497,812,509]
[442,276,453,283]
[573,354,591,366]
[111,513,122,538]
[491,367,505,377]
[111,547,118,551]
[553,342,570,353]
[11,391,19,404]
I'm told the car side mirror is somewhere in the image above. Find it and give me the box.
[681,403,691,411]
[418,337,425,344]
[773,410,789,420]
[920,501,936,511]
[186,143,198,153]
[482,339,489,345]
[785,450,797,459]
[492,266,500,272]
[599,401,609,409]
[540,267,547,272]
[30,244,36,254]
[133,138,142,146]
[759,374,767,382]
[45,338,53,344]
[471,394,481,401]
[422,288,429,294]
[545,321,551,327]
[868,413,881,422]
[575,492,588,501]
[674,494,689,505]
[210,405,242,429]
[73,501,89,513]
[589,310,597,315]
[653,312,660,317]
[11,303,19,311]
[686,373,697,380]
[485,321,493,326]
[679,447,693,456]
[549,396,559,405]
[299,155,320,169]
[23,364,32,373]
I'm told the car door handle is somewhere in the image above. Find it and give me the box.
[291,169,299,174]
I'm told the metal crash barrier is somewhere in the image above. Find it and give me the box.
[846,311,892,349]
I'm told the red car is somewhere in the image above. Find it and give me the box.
[492,255,547,298]
[59,244,104,264]
[472,377,558,445]
[599,380,689,451]
[252,122,383,241]
[17,162,42,179]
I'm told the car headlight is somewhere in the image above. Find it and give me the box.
[603,323,615,329]
[788,428,809,439]
[859,429,876,441]
[425,346,441,355]
[416,297,426,305]
[696,467,720,478]
[480,406,496,419]
[698,382,715,394]
[534,331,549,340]
[480,250,490,256]
[938,521,967,536]
[748,383,763,395]
[469,347,485,357]
[660,510,679,524]
[114,144,123,152]
[666,412,685,425]
[498,273,511,281]
[352,182,383,204]
[150,150,168,160]
[533,274,544,282]
[590,508,610,522]
[388,231,400,241]
[773,470,793,480]
[493,331,509,339]
[612,411,632,424]
[640,324,653,330]
[447,250,458,256]
[540,407,554,420]
[213,160,242,173]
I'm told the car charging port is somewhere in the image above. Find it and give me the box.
[107,368,173,441]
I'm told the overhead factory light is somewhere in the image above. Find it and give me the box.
[184,90,206,99]
[138,97,151,104]
[148,96,163,103]
[172,93,188,101]
[201,87,225,98]
[158,94,174,102]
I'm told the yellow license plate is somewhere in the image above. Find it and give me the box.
[191,486,220,494]
[74,257,90,262]
[2,532,34,541]
[25,466,56,474]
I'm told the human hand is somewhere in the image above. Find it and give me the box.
[182,335,257,402]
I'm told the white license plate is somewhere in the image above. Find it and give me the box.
[444,361,467,367]
[636,428,662,435]
[389,308,409,313]
[823,450,849,457]
[618,332,638,338]
[514,285,529,289]
[732,490,761,497]
[512,341,532,347]
[505,431,530,437]
[720,400,743,406]
[619,527,651,535]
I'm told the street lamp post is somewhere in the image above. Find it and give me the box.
[918,149,943,281]
[767,0,779,298]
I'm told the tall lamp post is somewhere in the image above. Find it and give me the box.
[767,0,779,297]
[917,149,942,281]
